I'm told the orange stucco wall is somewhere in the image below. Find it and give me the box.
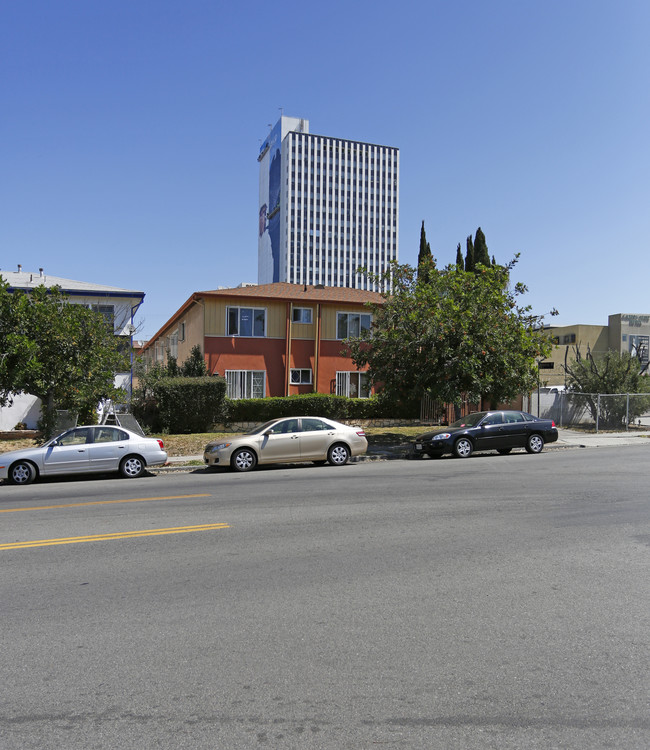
[204,335,370,398]
[205,337,287,396]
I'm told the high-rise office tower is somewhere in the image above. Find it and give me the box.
[258,116,399,292]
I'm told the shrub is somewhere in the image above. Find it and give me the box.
[134,376,227,433]
[224,393,418,423]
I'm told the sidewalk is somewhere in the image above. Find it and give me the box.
[157,428,650,470]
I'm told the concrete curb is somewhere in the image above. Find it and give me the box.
[152,436,615,473]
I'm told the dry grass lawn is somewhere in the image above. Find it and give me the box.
[0,426,430,458]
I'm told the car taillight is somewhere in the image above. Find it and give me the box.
[157,439,164,450]
[356,430,366,436]
[551,421,556,428]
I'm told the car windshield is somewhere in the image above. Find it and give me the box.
[450,412,487,428]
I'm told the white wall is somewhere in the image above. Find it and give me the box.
[0,394,41,430]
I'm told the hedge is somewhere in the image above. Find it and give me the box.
[134,376,227,433]
[224,393,418,423]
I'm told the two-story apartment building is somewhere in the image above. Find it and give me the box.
[0,267,145,430]
[140,283,383,399]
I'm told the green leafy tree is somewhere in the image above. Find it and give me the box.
[417,221,434,284]
[0,281,128,436]
[564,348,650,429]
[344,258,554,407]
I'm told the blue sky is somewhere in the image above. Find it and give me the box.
[3,0,649,339]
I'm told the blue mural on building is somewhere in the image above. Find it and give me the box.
[259,120,282,282]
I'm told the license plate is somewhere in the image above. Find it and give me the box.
[415,443,422,450]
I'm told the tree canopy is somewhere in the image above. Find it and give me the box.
[344,258,554,407]
[0,280,128,434]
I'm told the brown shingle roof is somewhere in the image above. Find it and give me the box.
[140,282,385,352]
[197,282,384,304]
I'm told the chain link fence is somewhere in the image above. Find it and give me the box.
[525,391,650,432]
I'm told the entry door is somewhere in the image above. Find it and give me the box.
[298,418,334,459]
[475,413,507,451]
[259,418,302,462]
[86,427,130,471]
[499,412,529,448]
[43,427,92,475]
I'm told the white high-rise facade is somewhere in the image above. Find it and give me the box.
[258,116,399,292]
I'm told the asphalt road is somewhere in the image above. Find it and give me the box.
[1,446,650,749]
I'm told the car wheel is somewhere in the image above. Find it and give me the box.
[328,443,350,466]
[9,460,36,485]
[231,448,257,472]
[120,455,145,478]
[526,434,545,454]
[453,438,473,458]
[497,448,512,455]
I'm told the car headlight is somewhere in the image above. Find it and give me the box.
[433,433,451,440]
[206,442,231,453]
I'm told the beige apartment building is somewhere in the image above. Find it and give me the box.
[540,313,650,386]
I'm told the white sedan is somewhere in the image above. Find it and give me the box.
[0,425,168,485]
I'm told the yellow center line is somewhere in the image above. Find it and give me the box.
[0,523,230,550]
[0,494,211,513]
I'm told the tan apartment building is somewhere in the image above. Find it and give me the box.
[140,283,383,399]
[540,313,650,386]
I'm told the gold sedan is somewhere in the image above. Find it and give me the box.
[204,416,368,472]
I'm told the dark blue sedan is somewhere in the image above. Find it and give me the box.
[412,410,558,459]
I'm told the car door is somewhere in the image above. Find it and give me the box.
[86,426,130,472]
[500,411,529,448]
[298,418,335,459]
[258,418,302,462]
[475,412,507,451]
[42,427,93,475]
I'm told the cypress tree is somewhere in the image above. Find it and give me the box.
[474,227,490,267]
[417,220,434,283]
[455,243,464,269]
[465,235,475,273]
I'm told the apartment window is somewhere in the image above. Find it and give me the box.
[91,304,115,328]
[179,322,185,342]
[337,312,371,339]
[336,371,370,398]
[225,370,266,399]
[227,307,266,337]
[290,368,312,385]
[169,331,178,359]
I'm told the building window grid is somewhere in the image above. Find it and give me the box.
[285,134,397,290]
[227,306,266,337]
[225,370,266,399]
[336,371,371,399]
[290,368,313,385]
